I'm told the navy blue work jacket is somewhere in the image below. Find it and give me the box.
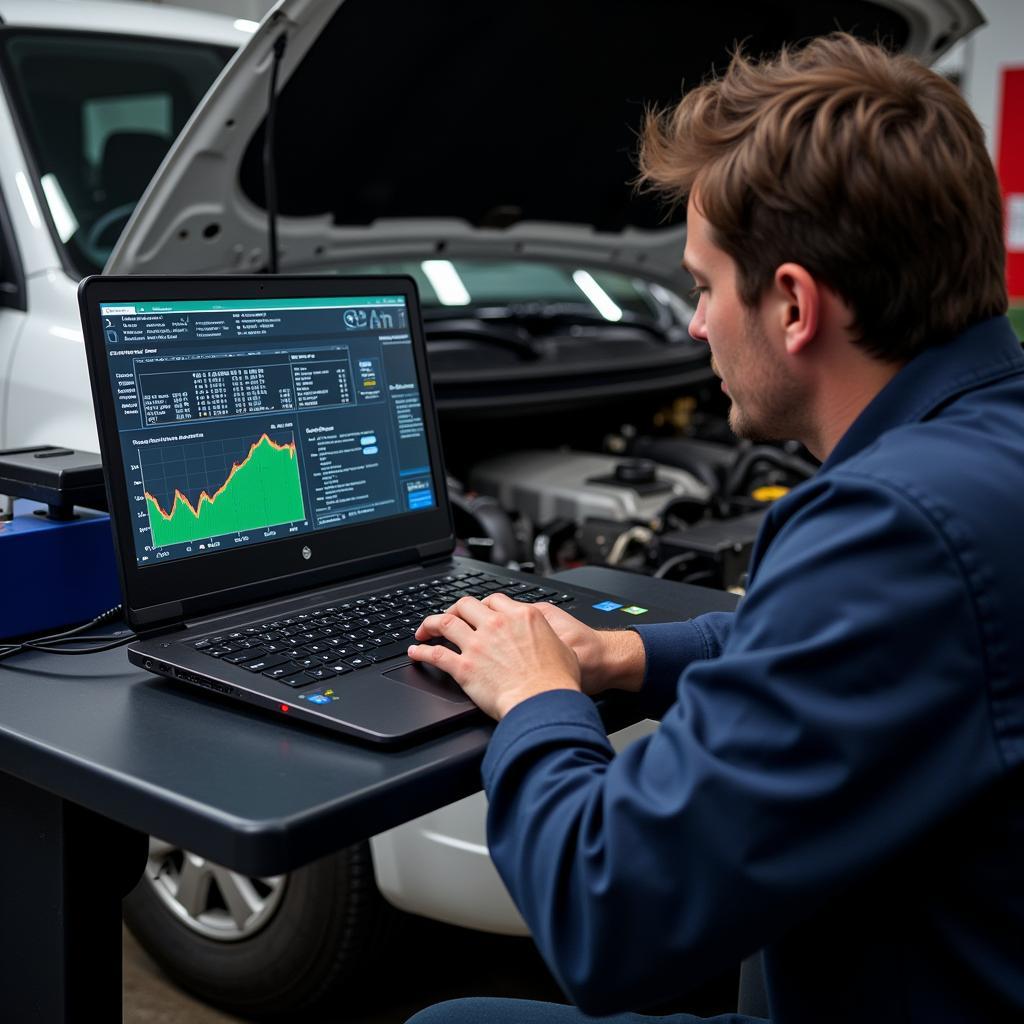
[482,316,1024,1023]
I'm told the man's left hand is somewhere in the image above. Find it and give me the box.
[408,593,582,720]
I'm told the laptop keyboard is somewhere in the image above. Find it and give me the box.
[190,570,574,689]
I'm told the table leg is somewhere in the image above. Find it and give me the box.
[0,772,148,1021]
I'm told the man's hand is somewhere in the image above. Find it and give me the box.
[408,593,582,719]
[532,601,646,696]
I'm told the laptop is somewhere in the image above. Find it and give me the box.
[79,275,677,744]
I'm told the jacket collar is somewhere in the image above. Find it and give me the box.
[821,316,1024,473]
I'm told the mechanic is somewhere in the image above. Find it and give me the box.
[404,33,1023,1024]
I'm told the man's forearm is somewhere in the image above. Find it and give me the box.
[597,629,646,693]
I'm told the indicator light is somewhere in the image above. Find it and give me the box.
[280,704,289,713]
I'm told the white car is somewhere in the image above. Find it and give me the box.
[0,0,980,1016]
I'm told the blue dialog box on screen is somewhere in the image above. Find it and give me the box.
[405,477,434,511]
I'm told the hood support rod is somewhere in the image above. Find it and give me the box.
[264,32,287,275]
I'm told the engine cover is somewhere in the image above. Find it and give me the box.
[468,450,707,525]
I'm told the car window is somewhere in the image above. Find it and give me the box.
[1,30,232,276]
[0,182,25,310]
[332,259,692,329]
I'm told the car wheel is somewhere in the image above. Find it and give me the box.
[123,836,401,1018]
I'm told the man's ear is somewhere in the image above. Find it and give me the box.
[772,263,819,356]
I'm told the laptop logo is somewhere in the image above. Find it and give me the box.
[302,546,312,560]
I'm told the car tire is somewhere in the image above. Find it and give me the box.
[123,837,402,1018]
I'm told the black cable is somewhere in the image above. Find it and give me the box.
[24,636,136,657]
[0,605,134,664]
[653,551,697,579]
[680,570,717,587]
[264,32,287,275]
[26,633,128,648]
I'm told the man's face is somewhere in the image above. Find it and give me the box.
[683,200,805,443]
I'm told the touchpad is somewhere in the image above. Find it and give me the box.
[384,662,472,705]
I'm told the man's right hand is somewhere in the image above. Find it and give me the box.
[521,599,646,696]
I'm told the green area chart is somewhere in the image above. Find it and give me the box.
[145,433,305,547]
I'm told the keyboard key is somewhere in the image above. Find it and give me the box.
[343,656,372,670]
[279,674,315,688]
[223,650,258,664]
[241,653,293,673]
[368,643,409,663]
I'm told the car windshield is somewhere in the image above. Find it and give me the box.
[331,258,695,339]
[1,30,233,276]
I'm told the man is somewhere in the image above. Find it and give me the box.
[405,33,1023,1024]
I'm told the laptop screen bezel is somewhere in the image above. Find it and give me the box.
[79,274,455,627]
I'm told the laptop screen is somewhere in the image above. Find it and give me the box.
[97,292,438,570]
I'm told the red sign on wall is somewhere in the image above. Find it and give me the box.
[997,67,1024,300]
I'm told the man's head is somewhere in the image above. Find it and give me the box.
[639,33,1007,448]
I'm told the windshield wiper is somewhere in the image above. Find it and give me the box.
[464,302,683,344]
[422,317,540,360]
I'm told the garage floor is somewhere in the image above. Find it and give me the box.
[123,919,567,1023]
[123,919,740,1022]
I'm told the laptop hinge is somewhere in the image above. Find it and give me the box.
[418,540,454,566]
[131,601,185,633]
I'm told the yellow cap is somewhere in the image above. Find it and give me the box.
[751,485,790,502]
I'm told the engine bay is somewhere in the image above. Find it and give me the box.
[439,394,818,594]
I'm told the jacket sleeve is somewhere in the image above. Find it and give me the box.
[632,611,735,717]
[481,472,1004,1015]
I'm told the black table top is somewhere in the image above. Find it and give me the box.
[0,567,737,875]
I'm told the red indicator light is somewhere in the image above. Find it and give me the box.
[280,704,289,713]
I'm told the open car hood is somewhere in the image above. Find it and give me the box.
[107,0,984,286]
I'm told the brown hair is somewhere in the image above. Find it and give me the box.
[638,33,1007,360]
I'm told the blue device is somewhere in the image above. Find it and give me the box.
[0,501,121,640]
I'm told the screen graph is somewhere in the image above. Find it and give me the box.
[142,432,306,548]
